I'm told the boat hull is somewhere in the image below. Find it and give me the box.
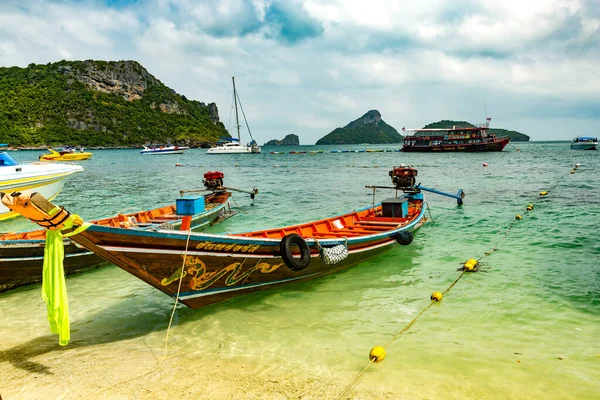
[66,200,426,308]
[206,145,261,154]
[0,196,230,293]
[140,146,190,155]
[570,142,597,150]
[0,178,67,221]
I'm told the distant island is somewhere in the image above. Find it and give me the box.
[264,134,300,146]
[0,60,229,148]
[316,110,402,145]
[422,120,530,141]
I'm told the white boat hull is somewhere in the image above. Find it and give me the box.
[140,146,190,155]
[570,142,597,150]
[207,144,261,154]
[0,161,83,221]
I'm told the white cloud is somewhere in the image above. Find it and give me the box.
[0,0,599,142]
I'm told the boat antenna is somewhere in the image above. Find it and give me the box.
[232,76,241,142]
[235,85,256,143]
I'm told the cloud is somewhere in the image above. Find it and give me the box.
[0,0,599,142]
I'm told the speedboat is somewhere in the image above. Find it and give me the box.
[571,136,598,150]
[0,152,83,221]
[39,148,93,161]
[140,145,190,155]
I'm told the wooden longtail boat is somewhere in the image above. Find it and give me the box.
[0,167,458,308]
[0,170,250,293]
[0,191,231,292]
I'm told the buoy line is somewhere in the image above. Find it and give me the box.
[336,185,558,399]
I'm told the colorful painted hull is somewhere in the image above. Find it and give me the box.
[0,192,231,292]
[63,193,427,308]
[39,149,93,161]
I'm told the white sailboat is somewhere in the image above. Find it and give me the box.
[207,77,261,154]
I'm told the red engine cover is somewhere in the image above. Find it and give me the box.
[203,171,224,180]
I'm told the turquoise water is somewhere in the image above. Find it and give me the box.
[1,143,599,399]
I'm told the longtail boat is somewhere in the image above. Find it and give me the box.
[0,171,249,293]
[0,167,461,308]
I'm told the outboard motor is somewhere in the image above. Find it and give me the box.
[203,171,224,190]
[389,165,418,190]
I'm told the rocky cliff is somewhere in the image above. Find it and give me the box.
[0,60,228,148]
[264,134,300,146]
[316,110,402,145]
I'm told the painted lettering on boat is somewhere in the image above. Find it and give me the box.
[160,255,283,291]
[194,241,261,253]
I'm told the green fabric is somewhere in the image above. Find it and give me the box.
[41,209,74,346]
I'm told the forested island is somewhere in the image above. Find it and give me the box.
[316,110,402,145]
[0,60,229,148]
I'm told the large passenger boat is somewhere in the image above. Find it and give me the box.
[401,118,510,152]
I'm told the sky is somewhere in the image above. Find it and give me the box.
[0,0,599,143]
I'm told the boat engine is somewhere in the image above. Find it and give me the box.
[203,171,224,190]
[389,165,418,190]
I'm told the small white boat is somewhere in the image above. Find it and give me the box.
[571,136,598,150]
[0,152,83,221]
[140,145,190,155]
[207,77,261,155]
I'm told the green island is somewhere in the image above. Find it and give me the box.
[316,110,402,145]
[0,60,228,148]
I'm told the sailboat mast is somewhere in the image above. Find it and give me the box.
[232,76,241,142]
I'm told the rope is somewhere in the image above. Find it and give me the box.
[86,228,194,398]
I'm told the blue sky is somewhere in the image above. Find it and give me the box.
[1,0,599,143]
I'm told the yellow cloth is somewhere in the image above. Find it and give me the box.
[41,211,89,346]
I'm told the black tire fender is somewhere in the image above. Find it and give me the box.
[396,230,414,246]
[280,234,311,271]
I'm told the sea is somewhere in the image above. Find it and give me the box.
[0,142,598,399]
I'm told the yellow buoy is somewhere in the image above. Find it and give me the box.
[430,291,443,301]
[526,204,533,211]
[466,258,478,266]
[464,262,475,271]
[570,170,575,174]
[540,191,548,196]
[515,214,522,220]
[369,346,386,363]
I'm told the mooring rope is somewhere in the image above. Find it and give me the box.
[87,228,194,398]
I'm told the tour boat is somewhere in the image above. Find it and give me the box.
[401,118,510,152]
[570,136,598,150]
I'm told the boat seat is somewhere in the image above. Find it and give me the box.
[345,224,391,231]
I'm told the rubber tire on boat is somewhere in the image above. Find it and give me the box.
[280,234,311,271]
[396,230,414,246]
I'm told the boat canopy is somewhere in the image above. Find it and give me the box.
[0,152,19,166]
[576,136,597,141]
[217,137,239,142]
